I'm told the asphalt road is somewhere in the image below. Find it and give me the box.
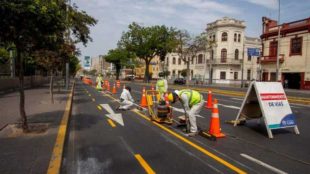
[62,80,310,174]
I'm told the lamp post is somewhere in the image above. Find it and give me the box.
[276,0,281,81]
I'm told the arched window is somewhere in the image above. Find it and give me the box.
[221,32,228,42]
[238,34,241,42]
[234,33,237,42]
[213,35,215,41]
[211,50,214,60]
[191,56,194,64]
[178,58,181,65]
[198,54,203,64]
[172,57,176,64]
[235,49,239,60]
[221,48,227,62]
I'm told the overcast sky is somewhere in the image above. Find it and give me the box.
[73,0,310,58]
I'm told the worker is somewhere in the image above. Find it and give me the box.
[96,74,103,90]
[117,86,134,111]
[156,77,168,99]
[168,89,204,136]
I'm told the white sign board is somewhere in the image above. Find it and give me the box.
[235,81,300,138]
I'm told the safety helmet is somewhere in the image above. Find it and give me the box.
[168,91,178,103]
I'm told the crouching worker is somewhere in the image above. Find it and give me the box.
[168,89,204,136]
[118,86,134,111]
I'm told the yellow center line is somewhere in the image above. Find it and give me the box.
[97,105,102,110]
[135,154,156,174]
[102,93,246,174]
[107,119,116,127]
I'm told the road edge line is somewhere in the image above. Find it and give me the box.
[46,81,75,174]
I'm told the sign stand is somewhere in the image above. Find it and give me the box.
[234,81,300,138]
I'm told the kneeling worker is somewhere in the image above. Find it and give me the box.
[118,86,134,110]
[168,89,204,136]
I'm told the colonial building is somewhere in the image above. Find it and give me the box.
[165,17,261,86]
[135,56,160,79]
[261,17,310,90]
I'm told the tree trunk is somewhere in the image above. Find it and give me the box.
[186,59,190,86]
[144,59,150,83]
[17,50,28,132]
[115,64,120,80]
[50,71,54,104]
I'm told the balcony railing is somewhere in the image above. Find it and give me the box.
[259,55,284,64]
[207,58,242,65]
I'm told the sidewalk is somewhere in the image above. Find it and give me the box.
[0,82,72,174]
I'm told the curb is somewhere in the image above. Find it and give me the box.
[46,81,75,174]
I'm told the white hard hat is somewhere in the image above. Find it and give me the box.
[174,90,180,95]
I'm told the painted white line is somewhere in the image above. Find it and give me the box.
[231,98,243,101]
[218,103,240,110]
[240,153,288,174]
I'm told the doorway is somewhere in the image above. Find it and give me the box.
[282,73,301,89]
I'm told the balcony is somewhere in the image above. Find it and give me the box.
[207,58,242,65]
[259,55,284,64]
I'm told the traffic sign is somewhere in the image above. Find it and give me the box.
[234,81,300,138]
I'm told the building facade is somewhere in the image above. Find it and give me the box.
[261,17,310,90]
[90,55,113,76]
[165,17,261,86]
[135,56,160,79]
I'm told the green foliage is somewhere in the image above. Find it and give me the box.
[0,47,10,64]
[181,69,187,77]
[158,71,170,77]
[118,22,178,81]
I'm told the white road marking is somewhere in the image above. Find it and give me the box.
[231,98,243,101]
[240,153,288,174]
[100,104,124,126]
[218,103,240,110]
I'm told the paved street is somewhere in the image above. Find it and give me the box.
[62,80,310,173]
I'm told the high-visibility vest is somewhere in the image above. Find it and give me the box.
[178,89,202,107]
[156,79,166,93]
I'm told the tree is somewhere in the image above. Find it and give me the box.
[105,48,135,80]
[181,69,187,77]
[0,1,96,131]
[119,22,178,82]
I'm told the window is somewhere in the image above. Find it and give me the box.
[221,48,227,62]
[221,32,228,42]
[248,55,251,61]
[213,35,215,41]
[234,72,238,80]
[191,70,193,78]
[178,58,181,65]
[235,49,239,60]
[247,69,251,80]
[234,33,237,42]
[198,54,203,64]
[269,41,278,57]
[211,50,214,60]
[220,72,226,79]
[290,37,302,55]
[172,57,176,64]
[191,57,194,64]
[172,70,175,76]
[238,34,241,42]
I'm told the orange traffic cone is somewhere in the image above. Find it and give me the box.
[205,90,213,109]
[107,82,110,91]
[112,83,117,94]
[208,99,225,138]
[140,87,148,108]
[116,80,120,88]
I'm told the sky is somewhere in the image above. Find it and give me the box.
[73,0,310,59]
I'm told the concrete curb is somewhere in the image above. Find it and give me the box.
[46,81,75,174]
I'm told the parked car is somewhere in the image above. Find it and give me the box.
[124,75,135,81]
[174,78,186,85]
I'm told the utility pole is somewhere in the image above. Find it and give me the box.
[276,0,281,81]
